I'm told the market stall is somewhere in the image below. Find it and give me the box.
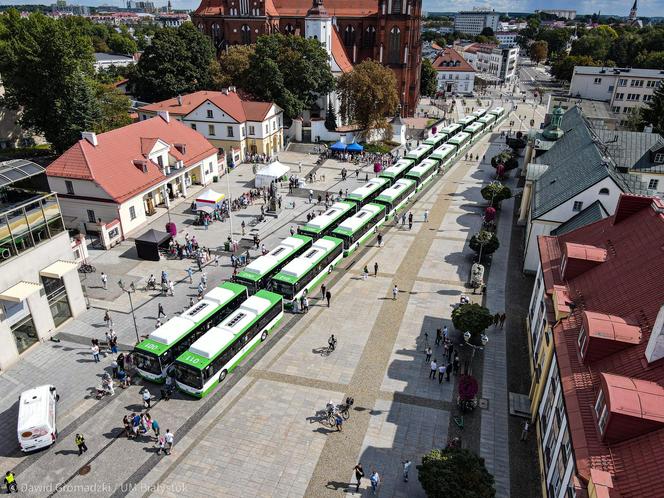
[255,161,290,188]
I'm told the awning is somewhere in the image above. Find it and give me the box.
[40,260,78,279]
[330,141,347,151]
[0,281,42,303]
[347,142,363,152]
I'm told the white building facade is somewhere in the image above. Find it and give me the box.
[454,9,500,36]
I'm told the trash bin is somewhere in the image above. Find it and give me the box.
[224,241,230,252]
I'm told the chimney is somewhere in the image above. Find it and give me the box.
[643,123,653,133]
[177,95,182,106]
[222,88,229,95]
[229,86,236,93]
[645,305,664,364]
[157,110,170,123]
[81,131,98,146]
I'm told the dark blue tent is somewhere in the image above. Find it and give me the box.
[330,141,346,151]
[346,142,364,152]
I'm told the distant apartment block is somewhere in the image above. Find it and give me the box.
[535,9,576,19]
[453,9,500,36]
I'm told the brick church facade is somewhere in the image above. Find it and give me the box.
[192,0,423,116]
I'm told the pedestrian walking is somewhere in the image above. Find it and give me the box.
[493,313,500,327]
[164,429,174,455]
[377,233,383,247]
[354,464,365,492]
[157,434,167,454]
[438,364,446,383]
[325,290,331,307]
[4,471,17,494]
[435,328,442,345]
[241,220,246,236]
[392,285,398,300]
[186,267,193,284]
[168,280,175,296]
[425,347,432,362]
[104,310,113,328]
[335,414,343,431]
[374,262,378,277]
[101,272,108,290]
[446,361,452,381]
[131,413,140,437]
[370,470,380,495]
[453,355,460,375]
[91,343,100,363]
[157,303,165,318]
[429,359,438,379]
[320,283,326,300]
[363,265,369,280]
[408,212,413,230]
[150,415,160,438]
[424,210,429,223]
[443,325,448,340]
[142,388,152,409]
[402,460,412,482]
[521,420,530,441]
[401,212,406,226]
[214,255,219,267]
[500,313,506,328]
[75,434,88,456]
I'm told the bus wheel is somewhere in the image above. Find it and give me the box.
[219,370,228,382]
[260,330,268,341]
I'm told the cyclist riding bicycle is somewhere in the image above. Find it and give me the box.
[328,334,337,352]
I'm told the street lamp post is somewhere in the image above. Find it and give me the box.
[118,280,140,345]
[463,331,489,375]
[225,162,234,240]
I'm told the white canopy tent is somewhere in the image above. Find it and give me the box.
[255,161,290,188]
[195,188,225,211]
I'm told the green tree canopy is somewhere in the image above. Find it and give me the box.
[481,182,512,205]
[217,43,254,88]
[130,23,221,102]
[451,303,494,338]
[469,230,500,259]
[641,84,664,135]
[529,40,548,63]
[571,35,612,61]
[107,32,137,55]
[337,59,399,136]
[420,58,437,97]
[418,446,495,498]
[635,51,664,69]
[324,101,337,131]
[536,28,571,55]
[244,34,335,119]
[551,55,599,81]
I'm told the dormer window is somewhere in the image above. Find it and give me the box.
[207,110,214,119]
[655,153,664,164]
[157,156,163,168]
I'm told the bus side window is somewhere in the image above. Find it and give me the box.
[203,365,212,380]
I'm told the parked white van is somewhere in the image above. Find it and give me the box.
[17,385,59,452]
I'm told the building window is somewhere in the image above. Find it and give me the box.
[208,124,215,136]
[618,78,627,86]
[611,106,621,113]
[227,126,234,137]
[646,80,657,87]
[364,26,376,48]
[10,315,39,354]
[241,126,245,138]
[241,24,251,44]
[626,93,640,101]
[388,27,401,64]
[157,156,163,168]
[191,123,197,131]
[65,180,74,195]
[211,23,221,42]
[392,0,401,13]
[577,326,587,357]
[129,206,137,220]
[40,276,71,328]
[343,25,355,46]
[648,178,660,190]
[593,77,602,84]
[595,389,609,434]
[265,124,268,134]
[630,79,644,87]
[572,201,583,212]
[207,109,214,118]
[654,153,664,164]
[87,209,96,223]
[599,187,609,195]
[614,93,624,100]
[284,23,294,35]
[249,125,255,135]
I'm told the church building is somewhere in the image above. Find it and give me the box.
[192,0,423,117]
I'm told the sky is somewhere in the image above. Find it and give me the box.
[0,0,663,17]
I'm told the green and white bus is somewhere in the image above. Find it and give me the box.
[430,144,456,168]
[374,178,417,218]
[235,235,312,293]
[472,108,487,119]
[489,107,505,118]
[133,282,248,382]
[174,290,284,398]
[346,177,389,207]
[332,203,386,255]
[479,114,496,127]
[404,144,433,165]
[298,201,355,239]
[464,121,484,139]
[405,158,439,191]
[379,158,414,185]
[423,130,448,149]
[458,115,476,127]
[439,123,462,137]
[271,236,344,305]
[447,132,471,152]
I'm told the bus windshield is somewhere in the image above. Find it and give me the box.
[270,280,295,300]
[175,364,204,390]
[134,351,161,375]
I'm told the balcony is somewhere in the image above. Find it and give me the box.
[0,188,65,265]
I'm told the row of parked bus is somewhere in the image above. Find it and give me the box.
[131,107,506,398]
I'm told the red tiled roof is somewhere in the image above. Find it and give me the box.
[331,26,352,73]
[139,90,277,123]
[539,194,664,496]
[47,116,218,204]
[432,48,475,73]
[583,312,641,344]
[602,373,664,423]
[195,0,377,17]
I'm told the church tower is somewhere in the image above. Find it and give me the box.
[629,0,637,20]
[304,0,332,56]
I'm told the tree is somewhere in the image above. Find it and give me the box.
[130,23,221,102]
[634,51,664,70]
[481,182,512,206]
[480,27,494,37]
[529,40,548,63]
[418,447,495,498]
[469,230,500,259]
[93,83,132,133]
[324,101,337,131]
[607,32,643,67]
[451,303,494,338]
[571,35,611,61]
[244,34,335,119]
[551,55,598,81]
[337,59,399,136]
[217,44,254,88]
[0,10,102,152]
[641,84,664,135]
[536,28,571,55]
[107,32,137,55]
[420,58,437,97]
